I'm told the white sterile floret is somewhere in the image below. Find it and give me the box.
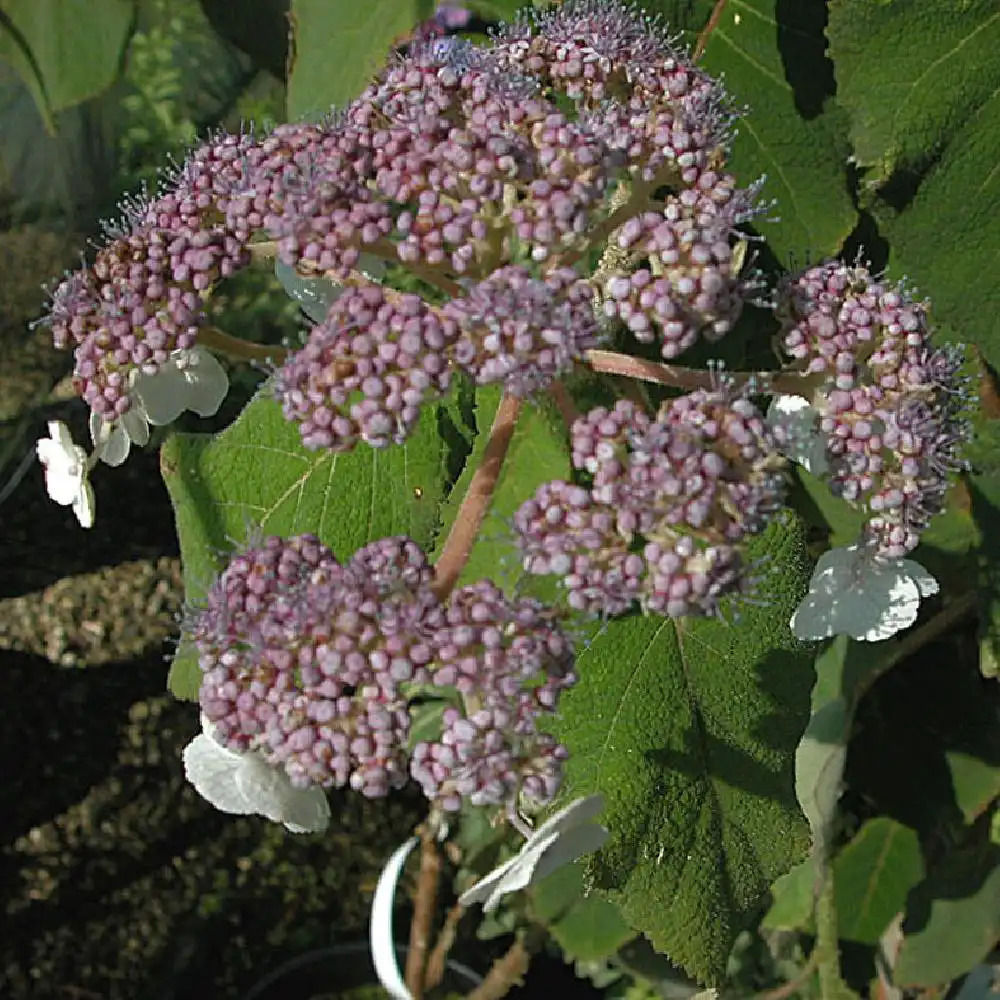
[91,346,229,466]
[766,394,829,475]
[36,420,96,528]
[459,794,609,913]
[790,544,939,643]
[182,717,330,833]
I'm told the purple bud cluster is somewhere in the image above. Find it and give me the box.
[515,392,786,617]
[778,261,970,559]
[602,185,755,359]
[190,533,575,809]
[410,580,575,811]
[274,284,459,450]
[444,266,603,396]
[41,0,762,447]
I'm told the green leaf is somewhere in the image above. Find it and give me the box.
[795,638,852,857]
[832,817,924,945]
[827,1,1000,368]
[286,0,426,120]
[827,0,1000,181]
[160,385,447,700]
[532,862,635,962]
[0,0,134,119]
[699,0,856,261]
[895,847,1000,988]
[552,512,814,984]
[946,752,1000,825]
[762,860,816,932]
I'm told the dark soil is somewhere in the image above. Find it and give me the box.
[0,226,425,1000]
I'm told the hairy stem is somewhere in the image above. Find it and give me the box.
[432,393,522,600]
[405,828,442,1000]
[585,348,816,395]
[198,325,289,365]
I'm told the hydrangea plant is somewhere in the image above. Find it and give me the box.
[31,0,997,996]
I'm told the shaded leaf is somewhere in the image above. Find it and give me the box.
[286,0,426,120]
[532,862,635,962]
[552,512,814,983]
[827,0,1000,181]
[161,386,447,699]
[699,0,856,261]
[762,860,815,932]
[946,752,1000,825]
[895,847,1000,988]
[832,817,923,945]
[0,0,135,118]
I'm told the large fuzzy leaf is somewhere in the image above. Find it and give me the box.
[551,512,814,984]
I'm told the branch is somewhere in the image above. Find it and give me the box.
[585,349,816,396]
[424,902,465,992]
[465,938,531,1000]
[432,393,522,600]
[198,325,289,365]
[693,0,729,61]
[405,828,442,1000]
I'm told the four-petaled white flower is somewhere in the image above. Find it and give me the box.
[92,346,229,466]
[459,794,609,912]
[766,394,829,475]
[36,420,97,528]
[183,717,330,833]
[791,544,939,643]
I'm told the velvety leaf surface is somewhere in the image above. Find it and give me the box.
[832,817,923,945]
[551,512,814,983]
[827,0,1000,180]
[699,0,856,262]
[286,0,426,119]
[161,387,447,699]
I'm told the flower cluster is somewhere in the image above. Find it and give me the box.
[37,0,766,471]
[514,389,786,617]
[187,533,574,812]
[776,260,970,560]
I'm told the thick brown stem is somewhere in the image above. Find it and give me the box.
[585,348,815,396]
[693,0,729,61]
[424,902,465,992]
[465,938,531,1000]
[404,829,442,1000]
[432,393,522,600]
[198,326,289,365]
